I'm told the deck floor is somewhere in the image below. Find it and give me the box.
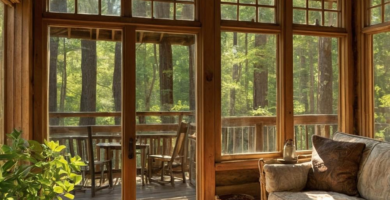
[73,180,196,200]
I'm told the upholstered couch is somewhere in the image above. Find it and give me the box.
[261,132,390,200]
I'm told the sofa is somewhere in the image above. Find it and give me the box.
[261,132,390,200]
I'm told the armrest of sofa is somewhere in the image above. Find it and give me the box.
[264,162,311,193]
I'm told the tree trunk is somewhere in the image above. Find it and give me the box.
[49,37,60,125]
[156,5,175,123]
[59,38,67,125]
[113,42,122,125]
[244,33,250,111]
[229,32,239,116]
[253,35,268,110]
[300,49,309,112]
[317,37,333,114]
[79,40,97,125]
[309,48,315,114]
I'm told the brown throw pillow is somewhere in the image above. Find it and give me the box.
[306,135,365,196]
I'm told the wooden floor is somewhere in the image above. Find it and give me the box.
[73,180,196,200]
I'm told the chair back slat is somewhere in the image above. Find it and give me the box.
[171,122,188,161]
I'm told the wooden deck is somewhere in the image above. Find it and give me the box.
[73,180,196,200]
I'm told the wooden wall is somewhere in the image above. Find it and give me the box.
[3,0,32,141]
[216,169,260,199]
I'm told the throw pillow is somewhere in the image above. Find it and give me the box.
[306,135,365,196]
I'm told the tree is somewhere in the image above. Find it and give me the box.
[113,42,121,125]
[79,40,97,125]
[253,35,268,110]
[317,37,333,115]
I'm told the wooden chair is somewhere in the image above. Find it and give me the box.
[148,122,188,186]
[85,126,113,197]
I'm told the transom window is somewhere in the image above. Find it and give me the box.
[220,0,277,23]
[293,0,341,27]
[49,0,121,16]
[133,0,196,20]
[368,0,390,25]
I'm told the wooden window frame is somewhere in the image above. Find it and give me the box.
[215,0,354,164]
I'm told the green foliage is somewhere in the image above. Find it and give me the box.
[0,130,86,200]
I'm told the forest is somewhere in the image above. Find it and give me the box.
[46,0,389,151]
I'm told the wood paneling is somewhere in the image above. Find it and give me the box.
[3,0,32,140]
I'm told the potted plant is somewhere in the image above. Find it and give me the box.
[0,130,86,200]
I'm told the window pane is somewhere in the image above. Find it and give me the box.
[385,4,390,22]
[259,7,275,23]
[373,32,390,142]
[325,11,338,27]
[309,10,322,25]
[78,0,99,14]
[371,7,382,25]
[371,0,382,7]
[324,0,338,10]
[221,32,277,154]
[293,0,307,8]
[239,6,256,22]
[176,3,195,21]
[293,35,339,150]
[241,0,256,4]
[221,4,238,20]
[259,0,274,6]
[49,0,75,13]
[132,0,152,18]
[308,0,322,9]
[101,0,121,16]
[153,2,174,20]
[293,9,307,24]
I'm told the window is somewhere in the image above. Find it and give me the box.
[221,0,276,23]
[293,0,341,27]
[293,35,339,150]
[132,0,195,20]
[368,0,390,25]
[49,0,121,16]
[373,32,390,142]
[221,32,277,154]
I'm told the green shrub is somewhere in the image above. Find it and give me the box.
[0,130,86,200]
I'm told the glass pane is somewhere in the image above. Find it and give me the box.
[258,7,275,23]
[371,7,382,25]
[49,0,75,13]
[371,0,382,7]
[386,4,390,22]
[293,35,339,150]
[221,4,238,20]
[309,10,322,25]
[293,9,307,24]
[222,0,237,2]
[293,0,307,8]
[132,0,152,18]
[239,6,256,22]
[153,2,174,20]
[324,0,338,10]
[259,0,274,6]
[373,32,390,142]
[325,11,338,27]
[101,0,121,16]
[309,0,322,9]
[221,32,277,154]
[78,0,99,14]
[176,3,195,21]
[241,0,256,4]
[48,27,123,198]
[136,31,197,198]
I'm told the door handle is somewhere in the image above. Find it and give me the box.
[128,138,134,159]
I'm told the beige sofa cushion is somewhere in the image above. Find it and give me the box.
[269,191,365,200]
[358,142,390,200]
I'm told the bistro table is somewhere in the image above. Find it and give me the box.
[96,142,149,185]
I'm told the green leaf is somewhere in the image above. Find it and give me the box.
[54,145,66,152]
[2,160,16,172]
[53,186,63,194]
[64,193,74,199]
[0,154,16,160]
